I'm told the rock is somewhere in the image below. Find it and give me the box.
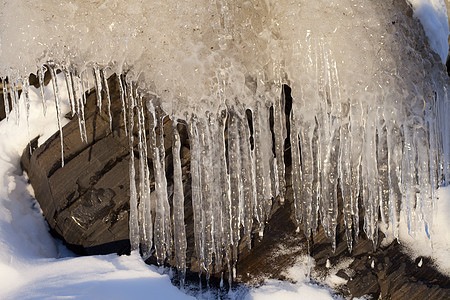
[22,75,133,255]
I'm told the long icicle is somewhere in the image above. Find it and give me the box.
[137,95,152,259]
[37,66,48,116]
[48,63,65,167]
[187,114,205,273]
[172,121,187,285]
[127,80,140,251]
[102,69,113,131]
[2,77,10,120]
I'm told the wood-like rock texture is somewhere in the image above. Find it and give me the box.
[22,75,132,255]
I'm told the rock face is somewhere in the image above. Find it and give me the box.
[22,75,132,255]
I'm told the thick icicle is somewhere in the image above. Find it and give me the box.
[198,115,215,272]
[172,121,187,283]
[93,65,103,111]
[187,115,204,272]
[227,109,242,275]
[386,117,403,238]
[402,122,418,237]
[252,99,273,233]
[9,74,20,123]
[2,77,10,119]
[148,102,172,264]
[214,108,230,273]
[361,104,380,247]
[126,80,140,251]
[273,88,286,204]
[136,95,152,258]
[37,66,47,116]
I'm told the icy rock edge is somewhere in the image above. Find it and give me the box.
[1,0,450,283]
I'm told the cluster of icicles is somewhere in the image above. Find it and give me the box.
[2,51,450,284]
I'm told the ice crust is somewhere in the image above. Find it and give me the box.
[0,0,449,280]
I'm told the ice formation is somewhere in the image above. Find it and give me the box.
[0,0,449,281]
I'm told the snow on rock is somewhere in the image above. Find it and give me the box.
[408,0,449,63]
[391,186,450,276]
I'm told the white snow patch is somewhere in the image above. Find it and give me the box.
[408,0,450,62]
[317,258,353,290]
[382,185,450,276]
[247,256,339,300]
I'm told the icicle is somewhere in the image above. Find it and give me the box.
[148,102,172,264]
[215,108,231,272]
[38,65,48,116]
[273,87,286,204]
[9,73,20,124]
[239,107,255,249]
[118,75,128,136]
[93,65,103,111]
[252,99,273,233]
[386,118,402,238]
[377,111,390,229]
[62,65,76,117]
[102,69,113,131]
[187,115,205,272]
[416,126,432,238]
[136,95,152,258]
[22,77,31,135]
[349,98,364,241]
[362,105,380,247]
[402,121,417,237]
[127,80,140,251]
[2,77,10,120]
[339,117,353,252]
[198,114,215,272]
[290,111,303,228]
[227,109,241,270]
[74,71,88,142]
[172,121,187,284]
[48,63,65,167]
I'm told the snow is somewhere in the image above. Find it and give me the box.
[408,0,449,63]
[381,185,450,276]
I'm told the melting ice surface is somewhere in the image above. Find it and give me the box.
[0,0,449,282]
